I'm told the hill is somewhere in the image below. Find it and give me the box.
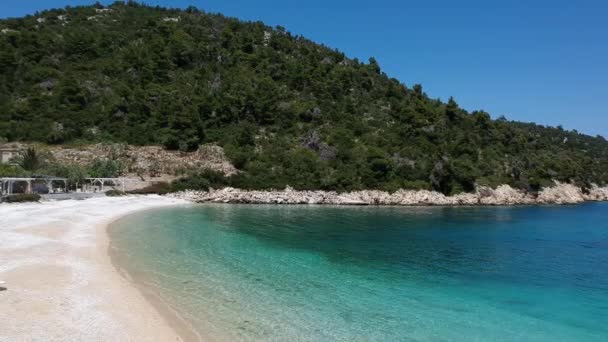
[1,1,607,194]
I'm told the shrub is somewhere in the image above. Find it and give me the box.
[0,164,28,177]
[128,182,172,195]
[105,190,126,197]
[401,180,431,191]
[41,163,86,188]
[4,193,41,203]
[171,170,228,192]
[171,176,211,192]
[88,159,125,178]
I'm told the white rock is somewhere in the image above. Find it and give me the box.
[168,182,606,206]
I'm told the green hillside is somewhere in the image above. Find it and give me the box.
[1,1,607,194]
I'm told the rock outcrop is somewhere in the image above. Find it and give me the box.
[19,143,237,177]
[583,184,608,201]
[536,182,585,204]
[168,183,608,206]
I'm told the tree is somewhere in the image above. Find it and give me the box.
[368,57,381,74]
[16,147,45,172]
[429,157,454,195]
[42,163,86,188]
[445,97,460,121]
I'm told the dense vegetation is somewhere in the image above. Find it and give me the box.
[1,2,607,194]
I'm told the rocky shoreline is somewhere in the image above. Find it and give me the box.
[168,182,608,206]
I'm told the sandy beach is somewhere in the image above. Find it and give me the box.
[0,196,190,342]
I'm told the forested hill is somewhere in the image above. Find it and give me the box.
[1,2,607,194]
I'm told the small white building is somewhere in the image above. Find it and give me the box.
[0,145,19,165]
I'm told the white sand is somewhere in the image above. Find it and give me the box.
[0,196,192,341]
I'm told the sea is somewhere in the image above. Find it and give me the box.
[109,203,608,341]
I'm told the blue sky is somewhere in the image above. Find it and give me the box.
[2,0,607,137]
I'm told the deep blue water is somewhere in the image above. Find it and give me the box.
[109,203,608,341]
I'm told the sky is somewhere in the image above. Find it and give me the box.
[2,0,607,137]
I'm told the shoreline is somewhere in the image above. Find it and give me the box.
[0,196,191,341]
[168,183,608,206]
[106,209,207,342]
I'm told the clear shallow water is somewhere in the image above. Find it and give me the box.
[109,203,608,341]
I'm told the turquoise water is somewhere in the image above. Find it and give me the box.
[109,203,608,341]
